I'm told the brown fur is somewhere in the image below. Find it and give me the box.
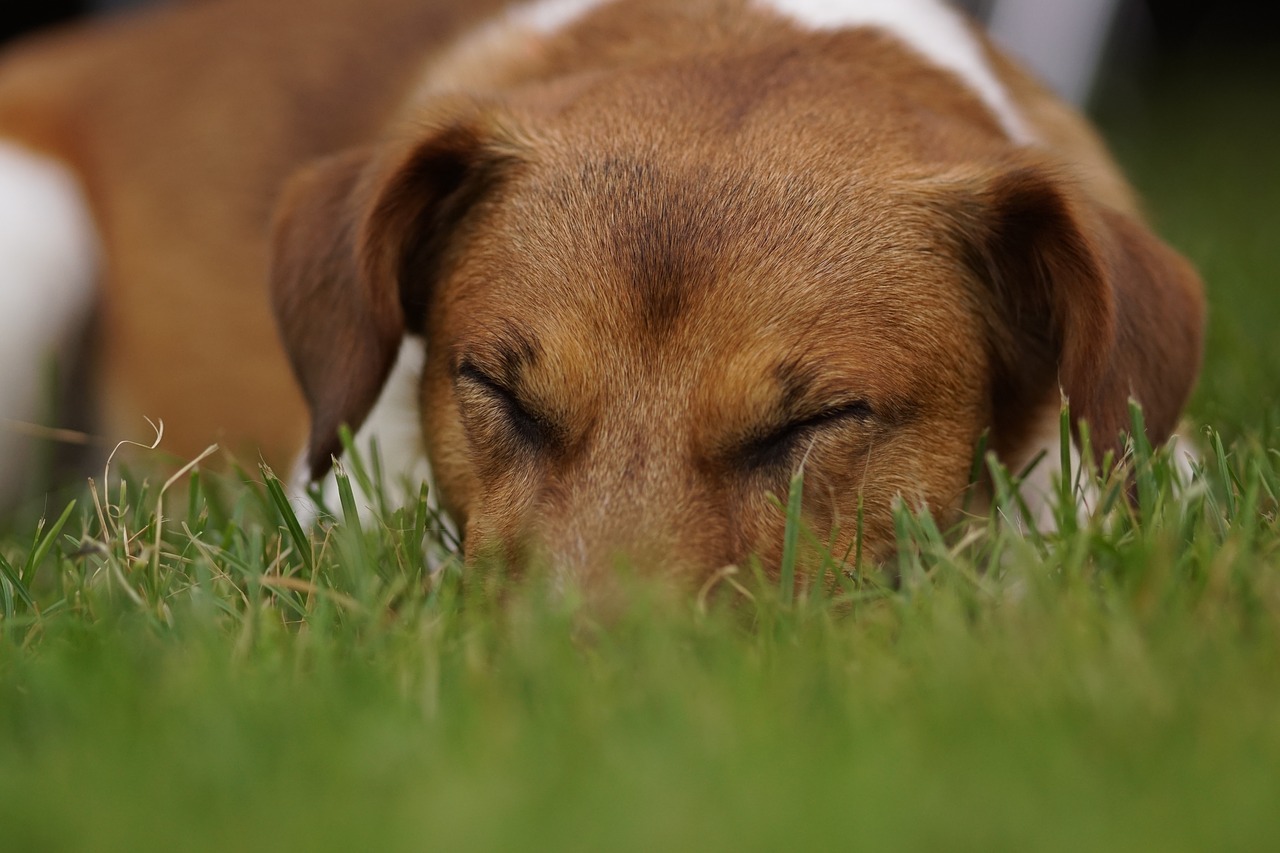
[0,0,505,462]
[1,0,1204,587]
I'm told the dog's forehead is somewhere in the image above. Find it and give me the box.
[442,143,978,405]
[433,19,1015,356]
[503,148,947,290]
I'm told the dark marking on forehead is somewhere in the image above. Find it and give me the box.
[583,157,730,336]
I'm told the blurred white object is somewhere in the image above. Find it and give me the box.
[0,141,100,510]
[987,0,1124,104]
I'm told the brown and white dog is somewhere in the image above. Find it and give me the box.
[0,0,1203,583]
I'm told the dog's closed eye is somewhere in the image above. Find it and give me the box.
[455,362,556,449]
[741,400,875,471]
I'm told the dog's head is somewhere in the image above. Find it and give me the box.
[270,53,1202,586]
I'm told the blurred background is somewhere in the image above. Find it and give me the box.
[2,0,1278,438]
[3,0,1274,107]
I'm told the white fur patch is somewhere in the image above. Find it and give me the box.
[0,140,100,509]
[290,337,438,528]
[755,0,1031,142]
[411,0,615,98]
[510,0,612,33]
[1166,432,1201,489]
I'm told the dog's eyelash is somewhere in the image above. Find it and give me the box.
[456,364,550,446]
[744,401,874,469]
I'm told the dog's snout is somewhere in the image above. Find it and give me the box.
[541,431,737,583]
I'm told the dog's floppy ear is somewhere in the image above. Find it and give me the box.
[270,104,520,478]
[935,161,1204,457]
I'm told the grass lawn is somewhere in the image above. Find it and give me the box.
[3,52,1279,852]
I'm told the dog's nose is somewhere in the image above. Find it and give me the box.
[522,441,736,590]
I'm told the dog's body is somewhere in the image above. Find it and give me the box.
[0,0,1203,583]
[0,0,501,471]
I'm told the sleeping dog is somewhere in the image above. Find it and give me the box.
[0,0,1203,582]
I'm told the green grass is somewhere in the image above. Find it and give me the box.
[1095,53,1280,438]
[3,56,1280,852]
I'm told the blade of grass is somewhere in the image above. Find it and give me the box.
[334,464,375,579]
[854,491,865,580]
[1056,401,1078,536]
[0,550,35,612]
[187,470,204,531]
[892,500,920,589]
[337,425,379,516]
[961,429,989,515]
[987,453,1045,550]
[263,467,313,574]
[406,482,431,575]
[21,500,76,586]
[778,466,805,608]
[1129,400,1157,525]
